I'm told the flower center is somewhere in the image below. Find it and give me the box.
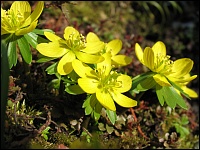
[2,9,24,31]
[94,66,122,92]
[66,32,86,51]
[154,53,174,75]
[100,43,112,54]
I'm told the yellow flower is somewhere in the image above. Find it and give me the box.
[72,56,137,111]
[84,33,132,67]
[36,26,105,75]
[135,41,197,87]
[1,1,44,36]
[175,74,198,98]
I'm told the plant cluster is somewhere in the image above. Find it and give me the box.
[1,1,198,148]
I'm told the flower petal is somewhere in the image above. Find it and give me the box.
[23,1,44,27]
[10,1,31,19]
[72,59,94,78]
[36,42,67,57]
[153,74,171,86]
[111,55,132,67]
[143,47,154,70]
[181,86,198,98]
[114,74,132,93]
[97,53,112,76]
[111,92,137,108]
[152,41,166,57]
[81,41,105,54]
[15,21,37,36]
[86,32,101,42]
[135,43,144,65]
[64,26,79,40]
[96,89,116,111]
[78,78,98,94]
[44,32,62,41]
[75,51,104,64]
[171,58,194,77]
[106,39,122,56]
[57,51,75,75]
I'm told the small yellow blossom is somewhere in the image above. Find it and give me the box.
[72,56,137,111]
[135,41,197,87]
[1,1,44,36]
[84,33,132,67]
[36,26,105,75]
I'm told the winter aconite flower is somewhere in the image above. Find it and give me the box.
[72,56,137,111]
[84,33,132,67]
[1,1,44,36]
[1,1,44,69]
[132,41,197,109]
[135,41,197,87]
[36,26,105,75]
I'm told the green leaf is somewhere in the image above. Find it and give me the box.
[24,32,38,49]
[92,110,101,121]
[36,53,57,63]
[82,95,91,108]
[106,124,114,134]
[155,84,165,106]
[45,62,58,75]
[17,36,32,64]
[106,109,117,125]
[162,86,176,109]
[167,79,190,100]
[48,79,60,89]
[82,95,93,115]
[181,115,189,125]
[7,40,17,69]
[85,104,93,115]
[65,84,85,95]
[32,28,55,35]
[131,72,155,90]
[157,86,188,109]
[168,86,188,109]
[174,123,190,138]
[136,76,156,91]
[98,123,106,131]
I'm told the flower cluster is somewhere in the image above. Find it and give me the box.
[36,26,137,119]
[2,1,198,124]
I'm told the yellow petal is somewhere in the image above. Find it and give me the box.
[97,53,112,76]
[152,41,166,57]
[23,1,44,27]
[111,92,137,108]
[153,74,171,86]
[72,59,94,78]
[106,39,122,56]
[181,86,198,98]
[86,32,101,42]
[36,42,67,57]
[135,43,144,64]
[81,41,105,54]
[111,55,132,66]
[143,47,154,70]
[15,21,37,36]
[44,31,62,41]
[114,74,132,93]
[96,89,116,111]
[78,78,98,94]
[64,26,79,40]
[10,1,31,18]
[171,58,193,76]
[57,51,75,75]
[75,51,104,64]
